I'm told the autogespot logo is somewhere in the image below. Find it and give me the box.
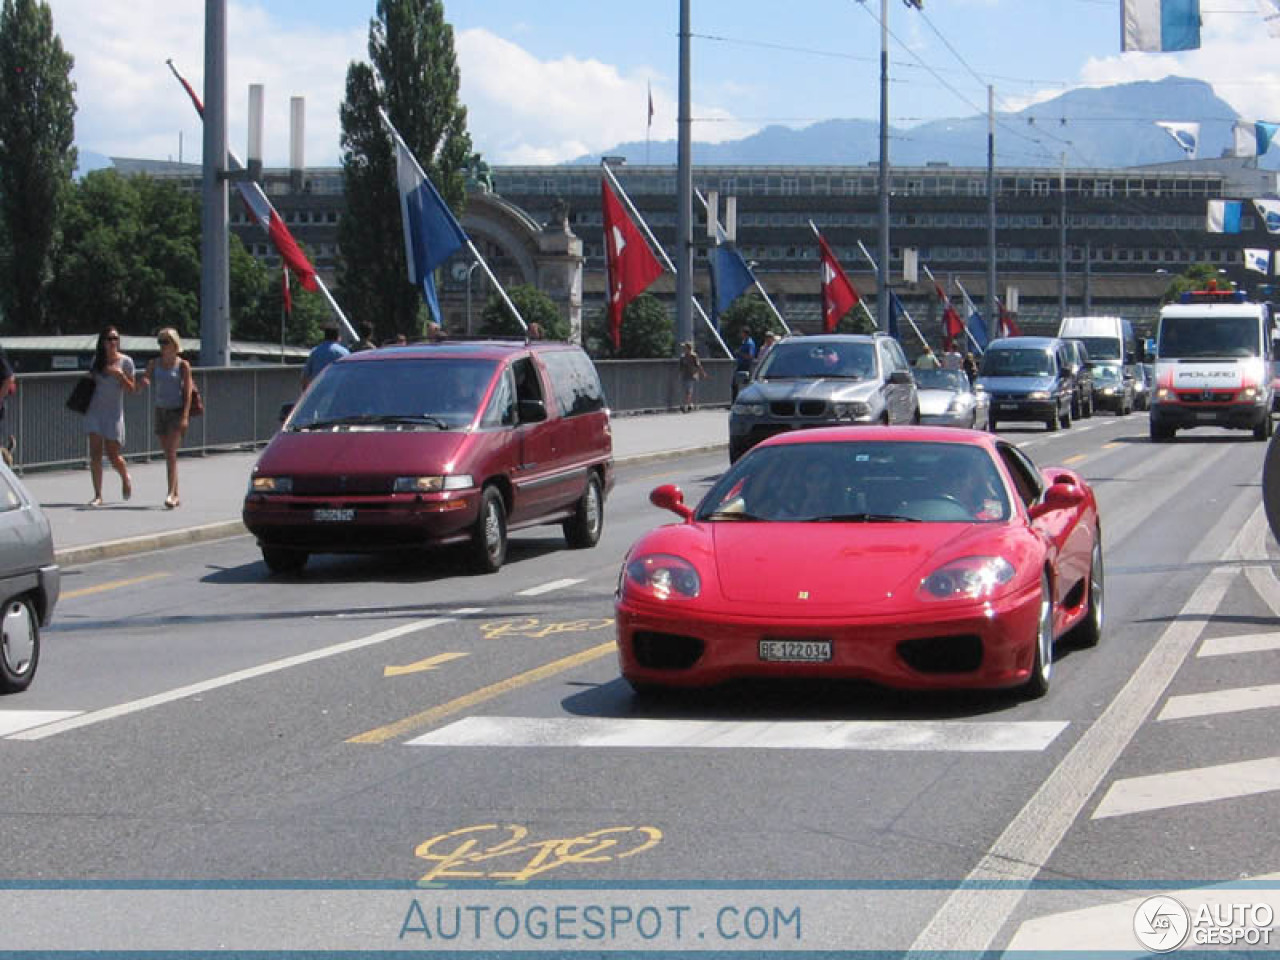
[1134,895,1190,952]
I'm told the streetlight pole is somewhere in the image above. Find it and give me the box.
[465,261,481,335]
[876,0,890,334]
[200,0,231,367]
[676,0,694,351]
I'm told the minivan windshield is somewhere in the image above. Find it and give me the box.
[758,341,877,380]
[1074,336,1121,361]
[980,348,1053,378]
[289,358,498,431]
[1158,315,1262,359]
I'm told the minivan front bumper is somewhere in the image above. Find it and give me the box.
[242,490,481,552]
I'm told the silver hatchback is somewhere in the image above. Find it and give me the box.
[0,461,59,692]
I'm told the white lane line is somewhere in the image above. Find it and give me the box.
[451,607,486,615]
[1159,684,1280,721]
[0,710,80,737]
[1199,632,1280,657]
[515,579,585,597]
[1092,757,1280,819]
[405,716,1069,752]
[7,618,455,741]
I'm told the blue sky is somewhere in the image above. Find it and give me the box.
[47,0,1280,169]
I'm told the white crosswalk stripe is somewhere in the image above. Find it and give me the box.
[1198,631,1280,657]
[1093,757,1280,820]
[0,710,80,737]
[1159,683,1280,721]
[405,715,1069,752]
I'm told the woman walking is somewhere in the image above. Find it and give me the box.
[139,327,192,508]
[83,326,136,506]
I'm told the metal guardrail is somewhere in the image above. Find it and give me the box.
[5,359,735,472]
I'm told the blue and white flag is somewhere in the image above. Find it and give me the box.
[1156,121,1199,158]
[1207,199,1244,234]
[395,139,468,325]
[1255,198,1280,234]
[709,242,756,320]
[1122,0,1201,51]
[1245,248,1271,274]
[1234,120,1280,157]
[888,291,906,342]
[965,308,988,353]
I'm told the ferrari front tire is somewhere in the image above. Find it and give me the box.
[1023,572,1054,699]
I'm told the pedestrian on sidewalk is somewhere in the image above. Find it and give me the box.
[83,325,136,507]
[678,341,706,412]
[139,327,193,509]
[301,323,349,390]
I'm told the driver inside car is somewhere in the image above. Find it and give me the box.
[950,461,1006,521]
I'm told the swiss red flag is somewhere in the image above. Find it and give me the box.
[998,299,1022,337]
[602,179,663,350]
[238,182,319,292]
[934,282,965,350]
[817,234,859,333]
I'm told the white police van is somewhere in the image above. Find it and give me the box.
[1149,287,1274,442]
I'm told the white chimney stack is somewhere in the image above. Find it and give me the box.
[290,96,305,173]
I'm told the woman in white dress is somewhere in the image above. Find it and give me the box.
[82,326,136,506]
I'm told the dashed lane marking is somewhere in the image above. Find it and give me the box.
[1198,632,1280,657]
[61,572,170,600]
[404,716,1070,752]
[515,579,585,597]
[1158,683,1280,721]
[1092,757,1280,820]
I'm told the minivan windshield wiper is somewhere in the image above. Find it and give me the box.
[293,413,450,431]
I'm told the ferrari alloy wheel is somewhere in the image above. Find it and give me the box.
[564,473,604,548]
[0,596,38,694]
[470,486,508,573]
[1024,573,1054,699]
[1071,539,1104,648]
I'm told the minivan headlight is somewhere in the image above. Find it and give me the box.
[251,476,292,494]
[1027,391,1050,400]
[393,475,474,493]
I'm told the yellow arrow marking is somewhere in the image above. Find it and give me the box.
[384,651,469,678]
[62,572,170,600]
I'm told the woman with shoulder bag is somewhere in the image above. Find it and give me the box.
[82,326,136,506]
[138,327,192,509]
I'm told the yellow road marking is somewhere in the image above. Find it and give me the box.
[1062,454,1088,465]
[1101,442,1119,450]
[349,641,615,745]
[62,572,170,600]
[384,651,469,678]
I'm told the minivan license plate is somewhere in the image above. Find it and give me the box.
[314,508,355,522]
[759,639,832,662]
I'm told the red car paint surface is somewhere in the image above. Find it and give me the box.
[615,426,1101,696]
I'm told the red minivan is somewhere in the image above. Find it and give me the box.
[242,340,614,574]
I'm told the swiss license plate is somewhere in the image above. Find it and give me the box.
[313,508,355,522]
[1195,411,1218,421]
[998,402,1019,410]
[759,639,832,663]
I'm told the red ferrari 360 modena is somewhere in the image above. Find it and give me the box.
[614,427,1102,698]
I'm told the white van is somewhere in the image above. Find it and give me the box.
[1057,315,1138,374]
[1148,289,1273,442]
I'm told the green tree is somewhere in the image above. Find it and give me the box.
[337,0,474,342]
[479,284,567,340]
[587,294,674,359]
[718,293,787,349]
[230,244,328,348]
[1163,263,1234,304]
[0,0,76,334]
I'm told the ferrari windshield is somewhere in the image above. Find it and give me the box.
[289,358,498,431]
[698,440,1010,523]
[757,341,877,380]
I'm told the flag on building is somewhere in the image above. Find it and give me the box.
[395,139,468,326]
[1254,198,1280,234]
[1122,0,1201,51]
[1156,121,1199,158]
[602,178,664,350]
[816,234,859,333]
[709,242,756,325]
[932,281,965,351]
[1259,0,1280,37]
[238,183,319,292]
[1245,248,1272,274]
[1234,120,1280,157]
[1207,199,1244,234]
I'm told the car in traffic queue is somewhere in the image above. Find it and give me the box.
[1060,339,1096,420]
[0,459,59,693]
[915,367,988,429]
[1131,361,1151,411]
[727,333,919,462]
[1091,363,1135,415]
[615,427,1103,699]
[243,340,614,574]
[978,337,1077,431]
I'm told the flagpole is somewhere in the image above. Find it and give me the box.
[696,188,790,334]
[378,108,526,334]
[859,235,928,349]
[922,264,982,354]
[602,162,733,359]
[953,278,987,355]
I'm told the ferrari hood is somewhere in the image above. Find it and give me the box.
[710,522,994,608]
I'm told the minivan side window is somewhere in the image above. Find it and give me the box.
[479,366,517,428]
[512,356,545,409]
[541,349,606,417]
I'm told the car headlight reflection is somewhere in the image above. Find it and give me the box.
[919,556,1015,601]
[624,554,701,600]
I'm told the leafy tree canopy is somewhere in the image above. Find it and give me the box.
[479,284,567,340]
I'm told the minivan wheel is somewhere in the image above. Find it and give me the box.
[0,596,39,693]
[262,546,308,575]
[470,486,508,573]
[1046,407,1060,432]
[564,473,604,549]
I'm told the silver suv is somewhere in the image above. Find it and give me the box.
[728,333,919,462]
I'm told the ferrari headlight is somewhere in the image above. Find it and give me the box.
[732,401,766,417]
[918,556,1015,601]
[624,554,701,600]
[251,476,292,494]
[1027,391,1050,401]
[393,475,473,493]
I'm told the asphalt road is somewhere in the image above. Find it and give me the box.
[3,410,1278,952]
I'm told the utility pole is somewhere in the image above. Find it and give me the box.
[1059,151,1068,320]
[985,84,997,343]
[675,0,694,351]
[200,0,231,367]
[876,0,891,333]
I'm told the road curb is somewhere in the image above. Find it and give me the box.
[53,443,728,567]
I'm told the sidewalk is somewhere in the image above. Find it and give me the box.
[24,409,728,567]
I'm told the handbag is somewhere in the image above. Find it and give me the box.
[66,375,95,414]
[188,383,204,417]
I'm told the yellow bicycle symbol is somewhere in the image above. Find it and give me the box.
[414,823,662,883]
[480,617,614,641]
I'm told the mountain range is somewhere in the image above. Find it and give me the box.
[576,77,1258,170]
